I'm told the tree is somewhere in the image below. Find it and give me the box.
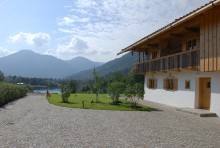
[125,83,144,108]
[125,71,136,86]
[111,71,124,82]
[68,80,77,93]
[82,84,90,93]
[108,81,125,105]
[60,85,71,103]
[0,71,4,82]
[133,83,144,106]
[91,68,101,103]
[125,70,144,85]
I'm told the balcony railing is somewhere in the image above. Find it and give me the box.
[133,49,200,74]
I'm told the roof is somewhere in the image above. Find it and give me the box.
[117,0,220,55]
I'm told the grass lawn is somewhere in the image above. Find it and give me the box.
[48,93,157,111]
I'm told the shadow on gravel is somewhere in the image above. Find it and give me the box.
[0,102,17,110]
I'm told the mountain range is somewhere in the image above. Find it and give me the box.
[68,52,138,80]
[0,50,138,79]
[0,50,103,78]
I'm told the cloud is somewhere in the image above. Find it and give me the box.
[55,0,211,61]
[68,38,88,51]
[58,17,75,26]
[0,47,13,58]
[100,50,111,55]
[58,16,90,26]
[44,37,107,60]
[9,32,51,47]
[57,37,89,55]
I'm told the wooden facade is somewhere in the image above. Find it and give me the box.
[118,1,220,75]
[117,0,220,116]
[200,8,220,72]
[132,20,201,74]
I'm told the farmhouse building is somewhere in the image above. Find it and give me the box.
[118,0,220,116]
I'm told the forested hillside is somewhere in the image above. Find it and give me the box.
[69,52,138,80]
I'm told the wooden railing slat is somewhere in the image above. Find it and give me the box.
[133,49,200,74]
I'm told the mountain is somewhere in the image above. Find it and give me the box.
[0,50,104,78]
[68,52,138,80]
[66,56,103,72]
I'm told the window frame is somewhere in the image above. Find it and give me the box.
[187,38,197,50]
[151,51,158,59]
[163,77,178,91]
[185,80,191,89]
[147,78,157,89]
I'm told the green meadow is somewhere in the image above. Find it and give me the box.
[48,93,156,111]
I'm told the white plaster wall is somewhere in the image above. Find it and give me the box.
[144,71,220,116]
[144,71,196,108]
[209,72,220,116]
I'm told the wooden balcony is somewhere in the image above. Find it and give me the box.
[133,49,200,74]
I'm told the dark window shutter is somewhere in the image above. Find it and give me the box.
[173,78,178,91]
[163,78,167,90]
[154,79,157,89]
[147,79,150,88]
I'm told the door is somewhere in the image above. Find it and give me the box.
[199,78,211,110]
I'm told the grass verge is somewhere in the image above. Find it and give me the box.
[48,93,157,111]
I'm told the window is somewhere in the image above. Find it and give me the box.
[207,82,211,88]
[147,79,157,89]
[163,78,178,91]
[187,40,192,50]
[192,39,196,49]
[151,51,158,59]
[187,39,197,50]
[185,80,190,89]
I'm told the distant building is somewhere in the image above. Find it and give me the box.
[17,83,24,85]
[118,0,220,116]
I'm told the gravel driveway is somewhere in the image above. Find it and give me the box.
[0,93,220,147]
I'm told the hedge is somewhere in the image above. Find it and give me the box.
[0,83,29,106]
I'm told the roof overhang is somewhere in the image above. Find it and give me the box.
[117,0,220,55]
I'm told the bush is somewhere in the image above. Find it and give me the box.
[0,83,29,106]
[108,81,125,105]
[60,85,71,103]
[124,83,144,108]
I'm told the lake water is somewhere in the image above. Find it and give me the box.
[33,88,61,94]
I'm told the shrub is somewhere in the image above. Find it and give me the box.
[108,81,125,105]
[0,83,29,106]
[124,83,144,108]
[60,85,71,103]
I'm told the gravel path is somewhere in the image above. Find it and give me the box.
[0,93,220,147]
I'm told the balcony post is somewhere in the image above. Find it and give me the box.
[180,53,182,69]
[139,52,140,63]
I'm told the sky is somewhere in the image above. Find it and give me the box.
[0,0,211,62]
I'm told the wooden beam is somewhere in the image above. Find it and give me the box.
[217,8,220,71]
[185,27,200,33]
[200,14,205,71]
[212,9,217,71]
[208,10,214,71]
[204,13,209,72]
[170,33,183,37]
[170,69,181,72]
[147,43,159,47]
[186,66,198,71]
